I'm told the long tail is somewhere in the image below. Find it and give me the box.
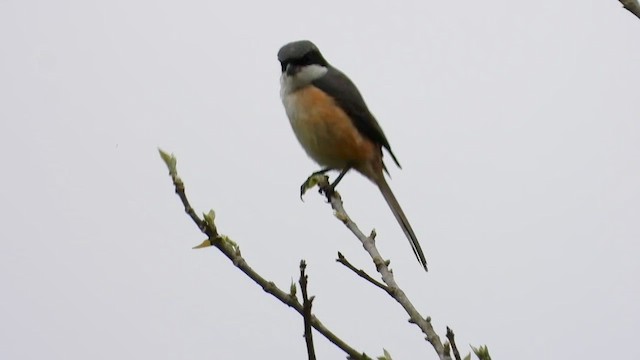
[376,177,428,271]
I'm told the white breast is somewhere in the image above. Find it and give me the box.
[280,84,314,147]
[280,69,315,132]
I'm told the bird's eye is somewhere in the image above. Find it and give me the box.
[299,54,311,66]
[280,61,287,72]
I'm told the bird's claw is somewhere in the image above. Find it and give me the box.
[300,173,330,201]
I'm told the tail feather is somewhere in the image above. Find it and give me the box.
[376,177,428,271]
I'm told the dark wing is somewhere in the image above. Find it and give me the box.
[312,66,401,169]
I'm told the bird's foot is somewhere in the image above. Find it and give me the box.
[300,173,330,200]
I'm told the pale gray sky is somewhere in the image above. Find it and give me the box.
[1,1,639,359]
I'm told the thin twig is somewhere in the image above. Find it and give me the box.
[159,150,371,360]
[299,261,316,360]
[315,176,452,360]
[336,252,391,295]
[446,327,462,360]
[620,0,640,20]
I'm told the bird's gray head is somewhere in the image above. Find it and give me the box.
[278,40,329,93]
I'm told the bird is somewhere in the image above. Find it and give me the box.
[278,40,427,271]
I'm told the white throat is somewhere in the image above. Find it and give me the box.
[280,64,328,96]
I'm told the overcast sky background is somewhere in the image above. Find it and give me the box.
[1,1,639,359]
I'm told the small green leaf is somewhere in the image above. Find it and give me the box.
[193,239,212,249]
[158,148,177,175]
[289,280,297,297]
[203,210,216,225]
[383,349,392,360]
[463,353,471,360]
[220,235,238,251]
[471,345,491,360]
[376,348,392,360]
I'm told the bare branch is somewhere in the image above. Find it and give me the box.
[299,261,317,360]
[336,252,391,295]
[620,0,640,19]
[314,176,453,360]
[446,327,462,360]
[159,150,371,360]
